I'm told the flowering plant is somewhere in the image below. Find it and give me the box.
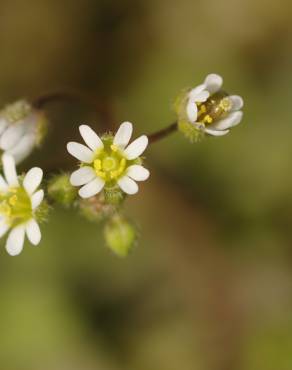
[0,73,243,257]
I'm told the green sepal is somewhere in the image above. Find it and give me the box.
[104,185,125,205]
[174,88,205,143]
[34,199,50,224]
[178,120,205,143]
[104,214,137,257]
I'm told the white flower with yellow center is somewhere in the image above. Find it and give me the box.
[0,100,47,164]
[186,74,244,136]
[0,154,44,256]
[67,122,150,198]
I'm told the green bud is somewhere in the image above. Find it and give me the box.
[47,173,77,207]
[104,215,137,257]
[78,195,116,223]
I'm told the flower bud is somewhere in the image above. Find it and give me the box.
[0,99,48,163]
[104,215,137,257]
[47,173,78,207]
[78,195,116,223]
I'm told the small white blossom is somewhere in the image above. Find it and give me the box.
[0,154,44,256]
[185,74,243,136]
[0,100,47,164]
[67,122,150,198]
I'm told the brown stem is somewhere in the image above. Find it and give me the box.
[31,90,116,133]
[31,90,98,110]
[147,122,178,144]
[32,91,177,144]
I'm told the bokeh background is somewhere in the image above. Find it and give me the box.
[1,0,292,369]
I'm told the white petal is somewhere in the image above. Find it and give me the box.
[204,128,230,136]
[2,154,19,186]
[5,225,25,256]
[210,111,243,130]
[229,95,244,111]
[0,219,9,238]
[189,84,207,99]
[31,189,44,210]
[124,135,148,160]
[26,219,41,246]
[118,176,139,195]
[79,178,105,198]
[193,91,210,102]
[113,121,133,149]
[7,133,35,164]
[189,85,209,102]
[0,175,8,191]
[23,167,43,195]
[186,100,198,122]
[204,74,223,94]
[0,123,25,151]
[67,142,94,163]
[70,166,96,186]
[127,165,150,181]
[79,125,103,151]
[0,118,8,135]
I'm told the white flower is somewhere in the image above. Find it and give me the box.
[0,100,47,164]
[0,154,44,256]
[67,122,150,198]
[186,74,244,136]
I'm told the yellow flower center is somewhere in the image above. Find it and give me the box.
[196,91,231,126]
[93,144,128,182]
[0,187,32,226]
[102,157,117,172]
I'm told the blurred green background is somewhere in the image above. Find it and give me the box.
[1,0,292,369]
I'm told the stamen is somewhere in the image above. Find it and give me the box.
[198,104,207,115]
[94,159,102,171]
[0,202,11,217]
[92,139,130,182]
[9,195,18,206]
[110,145,118,152]
[0,187,32,226]
[195,90,230,126]
[203,115,213,124]
[96,170,106,179]
[219,97,232,112]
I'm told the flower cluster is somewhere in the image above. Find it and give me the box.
[0,73,244,257]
